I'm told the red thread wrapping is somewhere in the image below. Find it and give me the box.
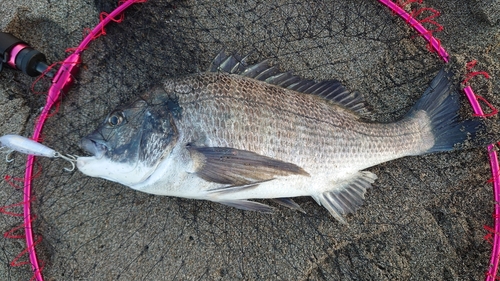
[0,199,33,217]
[462,61,496,118]
[486,225,498,245]
[4,174,24,189]
[30,261,45,281]
[411,8,443,54]
[396,1,445,55]
[1,162,42,272]
[467,60,478,70]
[31,62,59,95]
[80,5,131,45]
[82,27,95,40]
[4,221,28,240]
[64,3,136,55]
[10,234,42,267]
[464,60,491,85]
[484,272,500,281]
[473,96,498,118]
[64,46,87,54]
[396,0,423,7]
[483,222,500,280]
[463,71,491,85]
[2,215,42,267]
[3,217,36,239]
[97,11,125,37]
[29,261,44,281]
[485,269,500,281]
[410,8,443,33]
[4,159,42,190]
[119,0,147,4]
[42,101,61,120]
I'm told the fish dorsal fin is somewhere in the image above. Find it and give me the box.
[314,171,377,224]
[207,50,369,115]
[208,51,249,74]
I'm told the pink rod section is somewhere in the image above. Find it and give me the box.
[464,86,486,116]
[466,84,500,281]
[378,0,449,62]
[23,1,143,280]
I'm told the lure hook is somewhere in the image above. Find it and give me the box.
[0,146,14,162]
[5,150,14,163]
[54,152,78,172]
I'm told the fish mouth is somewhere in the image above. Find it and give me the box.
[80,137,108,159]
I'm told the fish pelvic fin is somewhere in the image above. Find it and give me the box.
[271,198,306,213]
[313,171,377,224]
[407,69,489,153]
[216,199,274,213]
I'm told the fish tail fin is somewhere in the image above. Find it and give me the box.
[407,69,488,154]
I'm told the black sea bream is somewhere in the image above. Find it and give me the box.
[77,52,483,223]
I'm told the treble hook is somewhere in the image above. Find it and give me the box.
[5,149,14,163]
[0,146,14,162]
[54,152,78,172]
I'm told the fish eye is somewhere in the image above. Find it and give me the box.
[107,111,125,127]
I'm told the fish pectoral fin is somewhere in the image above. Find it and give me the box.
[215,199,274,213]
[187,146,309,185]
[314,171,377,224]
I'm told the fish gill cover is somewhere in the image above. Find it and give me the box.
[0,0,499,280]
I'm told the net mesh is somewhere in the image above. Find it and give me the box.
[0,0,499,280]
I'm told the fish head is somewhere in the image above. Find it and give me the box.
[77,88,179,186]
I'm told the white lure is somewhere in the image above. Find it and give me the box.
[0,134,78,171]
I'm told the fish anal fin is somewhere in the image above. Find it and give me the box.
[315,171,377,224]
[188,146,309,186]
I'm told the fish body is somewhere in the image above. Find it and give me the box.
[77,52,481,223]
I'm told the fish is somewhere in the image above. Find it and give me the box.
[76,51,486,223]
